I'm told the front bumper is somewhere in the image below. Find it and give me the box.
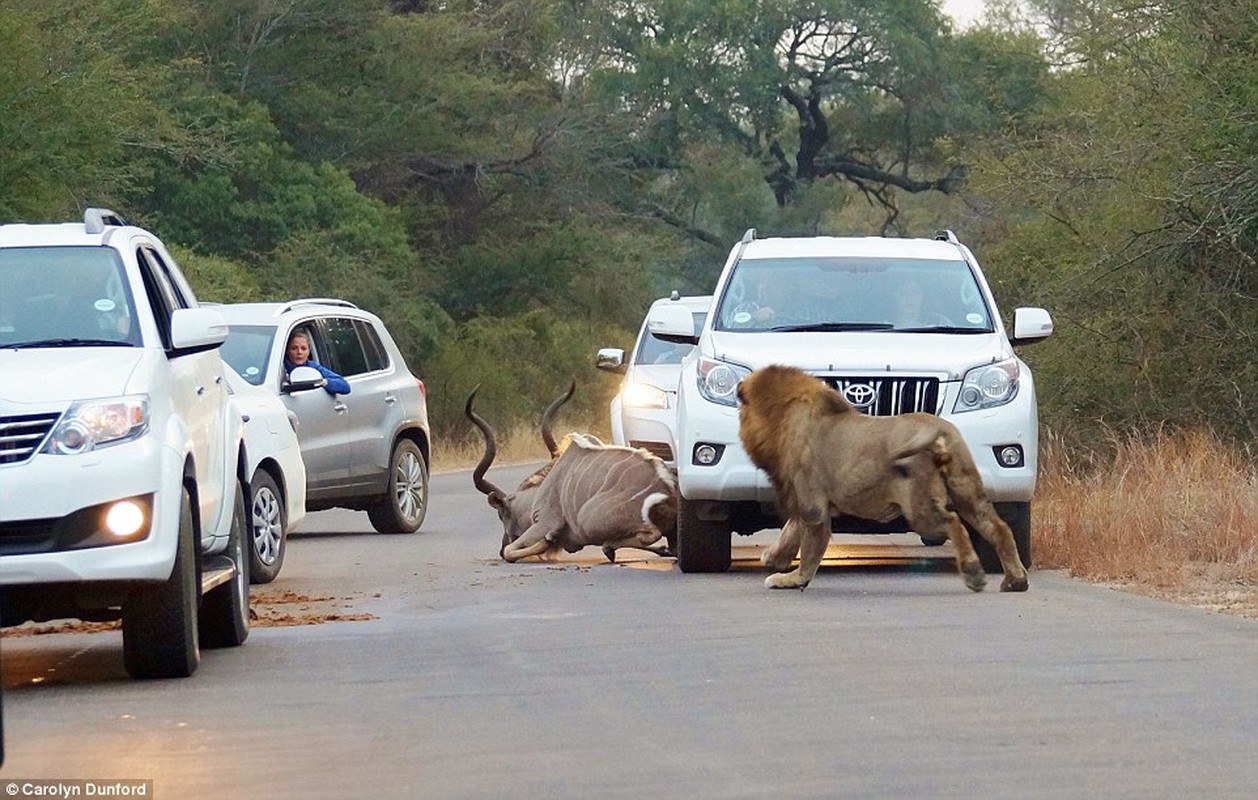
[0,437,183,585]
[676,376,1040,504]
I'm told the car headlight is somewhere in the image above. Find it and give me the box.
[621,382,669,410]
[43,395,150,454]
[697,357,751,407]
[953,360,1019,413]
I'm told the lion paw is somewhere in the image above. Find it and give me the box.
[765,572,809,590]
[1000,574,1029,592]
[760,549,794,572]
[961,562,987,593]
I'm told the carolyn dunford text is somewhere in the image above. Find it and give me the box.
[4,782,151,797]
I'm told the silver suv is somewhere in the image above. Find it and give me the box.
[214,300,431,534]
[0,208,251,679]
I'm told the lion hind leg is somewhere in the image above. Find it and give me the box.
[905,473,986,592]
[762,517,804,572]
[765,520,828,590]
[959,506,1029,592]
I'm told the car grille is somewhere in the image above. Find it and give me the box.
[0,412,60,464]
[821,376,941,416]
[630,440,675,462]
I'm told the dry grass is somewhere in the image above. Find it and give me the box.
[1036,428,1258,617]
[431,419,556,475]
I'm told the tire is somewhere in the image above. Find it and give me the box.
[123,485,200,679]
[367,439,428,534]
[971,501,1032,574]
[676,497,731,573]
[248,470,286,584]
[200,481,251,649]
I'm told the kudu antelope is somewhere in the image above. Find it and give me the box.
[466,384,678,563]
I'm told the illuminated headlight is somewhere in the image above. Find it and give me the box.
[621,382,669,410]
[43,395,149,454]
[697,357,751,407]
[954,360,1019,413]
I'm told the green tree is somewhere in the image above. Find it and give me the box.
[968,0,1258,445]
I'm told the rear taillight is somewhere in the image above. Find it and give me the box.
[415,377,427,399]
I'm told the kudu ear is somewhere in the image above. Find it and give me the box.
[488,491,508,510]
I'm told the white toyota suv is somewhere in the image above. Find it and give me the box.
[0,208,251,679]
[648,229,1053,573]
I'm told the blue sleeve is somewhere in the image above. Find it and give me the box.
[313,362,351,395]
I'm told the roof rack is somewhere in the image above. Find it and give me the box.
[84,208,127,234]
[274,298,360,317]
[933,229,960,244]
[741,228,757,244]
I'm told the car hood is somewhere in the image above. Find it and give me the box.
[0,348,146,404]
[705,330,1012,379]
[628,363,685,393]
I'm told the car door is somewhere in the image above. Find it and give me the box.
[316,316,396,494]
[280,321,352,496]
[137,244,228,542]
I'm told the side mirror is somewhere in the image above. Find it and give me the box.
[170,307,229,352]
[596,347,627,375]
[646,304,699,345]
[1010,307,1053,346]
[284,365,328,393]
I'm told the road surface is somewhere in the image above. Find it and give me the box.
[2,465,1257,798]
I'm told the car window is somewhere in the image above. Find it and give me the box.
[354,320,389,372]
[221,324,277,385]
[0,246,138,347]
[319,317,371,377]
[635,311,707,365]
[714,256,993,332]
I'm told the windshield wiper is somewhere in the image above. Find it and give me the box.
[894,325,990,334]
[5,338,133,348]
[769,322,895,333]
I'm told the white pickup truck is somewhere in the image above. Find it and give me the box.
[0,208,251,679]
[647,228,1053,573]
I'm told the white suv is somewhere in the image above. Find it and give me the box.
[213,300,431,534]
[648,229,1053,573]
[596,293,710,466]
[0,208,251,678]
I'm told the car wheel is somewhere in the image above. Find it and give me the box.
[122,484,200,679]
[676,497,732,573]
[970,501,1032,573]
[248,470,286,584]
[367,439,428,534]
[200,480,251,648]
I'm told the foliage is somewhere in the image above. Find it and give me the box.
[2,0,1251,452]
[966,0,1258,445]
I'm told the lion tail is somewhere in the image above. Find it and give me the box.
[891,429,944,463]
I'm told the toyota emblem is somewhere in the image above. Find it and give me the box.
[841,382,877,410]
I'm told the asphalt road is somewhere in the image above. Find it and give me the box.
[2,465,1257,798]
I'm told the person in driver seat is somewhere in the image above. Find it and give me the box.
[284,330,350,395]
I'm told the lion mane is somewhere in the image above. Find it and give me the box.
[736,364,1029,593]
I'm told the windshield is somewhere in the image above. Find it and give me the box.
[713,256,993,333]
[221,324,277,385]
[635,311,707,366]
[0,246,140,348]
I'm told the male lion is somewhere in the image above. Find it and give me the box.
[736,364,1029,593]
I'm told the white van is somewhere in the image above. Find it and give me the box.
[647,229,1053,573]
